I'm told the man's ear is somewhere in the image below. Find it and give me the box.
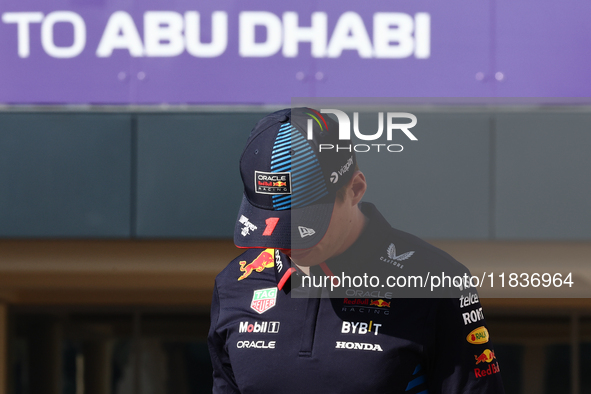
[348,171,367,206]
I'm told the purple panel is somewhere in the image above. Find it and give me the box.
[0,0,134,104]
[130,0,312,104]
[1,0,586,104]
[495,0,591,97]
[314,0,493,98]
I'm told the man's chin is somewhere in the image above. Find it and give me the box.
[291,254,325,268]
[291,248,312,260]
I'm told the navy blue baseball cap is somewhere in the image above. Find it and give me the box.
[234,108,357,250]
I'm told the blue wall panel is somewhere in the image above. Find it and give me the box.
[359,112,492,239]
[135,113,266,238]
[0,114,132,237]
[495,112,591,239]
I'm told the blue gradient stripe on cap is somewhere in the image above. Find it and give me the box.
[270,123,293,210]
[270,123,328,210]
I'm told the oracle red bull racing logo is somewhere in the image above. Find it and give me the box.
[341,298,392,315]
[255,171,291,195]
[473,347,501,379]
[238,249,275,281]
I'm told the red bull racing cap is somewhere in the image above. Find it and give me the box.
[234,107,357,250]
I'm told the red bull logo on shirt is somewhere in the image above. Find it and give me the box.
[238,249,275,280]
[341,298,391,315]
[474,349,495,365]
[474,362,500,378]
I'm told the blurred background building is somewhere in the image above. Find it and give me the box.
[0,1,590,393]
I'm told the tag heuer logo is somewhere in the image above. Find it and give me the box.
[251,287,277,314]
[298,226,316,238]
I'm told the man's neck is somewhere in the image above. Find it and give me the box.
[334,206,368,257]
[293,207,368,275]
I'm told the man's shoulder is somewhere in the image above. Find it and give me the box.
[362,202,468,274]
[215,248,278,291]
[389,226,466,271]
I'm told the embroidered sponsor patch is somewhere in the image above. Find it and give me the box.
[238,249,275,281]
[474,362,500,378]
[239,215,257,236]
[475,349,496,365]
[466,326,489,345]
[335,341,383,351]
[298,226,316,238]
[379,243,415,269]
[239,321,280,334]
[369,299,391,308]
[251,287,277,314]
[255,171,291,195]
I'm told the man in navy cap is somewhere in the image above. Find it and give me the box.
[208,108,505,393]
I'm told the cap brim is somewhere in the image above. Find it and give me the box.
[234,194,334,250]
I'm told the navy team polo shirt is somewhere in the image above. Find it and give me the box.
[208,203,505,394]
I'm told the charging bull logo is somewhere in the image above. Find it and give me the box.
[370,299,391,308]
[238,249,275,281]
[475,349,496,365]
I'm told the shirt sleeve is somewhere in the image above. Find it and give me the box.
[424,292,506,394]
[208,281,241,394]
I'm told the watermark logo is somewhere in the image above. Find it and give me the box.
[306,109,417,153]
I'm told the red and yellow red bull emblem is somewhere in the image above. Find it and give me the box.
[474,349,496,365]
[466,326,489,345]
[238,249,275,281]
[370,299,391,308]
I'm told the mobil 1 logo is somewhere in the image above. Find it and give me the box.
[239,321,280,334]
